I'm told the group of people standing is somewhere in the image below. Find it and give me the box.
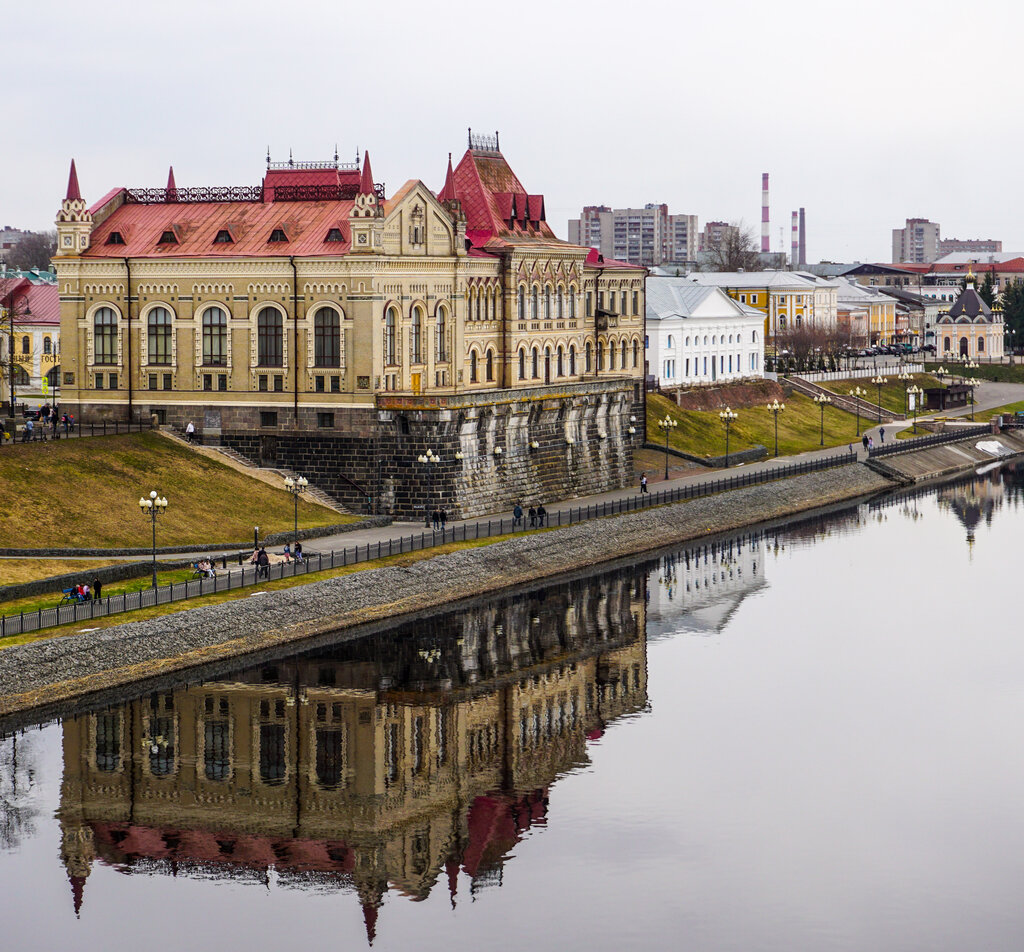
[430,510,448,531]
[17,406,73,442]
[512,502,548,528]
[72,578,103,601]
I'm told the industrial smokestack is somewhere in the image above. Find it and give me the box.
[791,211,799,268]
[761,173,770,253]
[799,207,806,267]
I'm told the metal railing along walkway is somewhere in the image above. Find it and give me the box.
[868,424,991,458]
[0,450,856,638]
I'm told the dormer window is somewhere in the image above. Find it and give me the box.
[325,227,344,242]
[106,231,126,245]
[214,230,233,244]
[268,228,288,243]
[158,230,178,244]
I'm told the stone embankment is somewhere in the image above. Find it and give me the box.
[0,464,891,717]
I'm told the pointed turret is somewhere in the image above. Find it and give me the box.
[362,901,379,945]
[70,873,86,917]
[166,166,177,191]
[359,150,374,195]
[66,159,82,202]
[438,153,457,202]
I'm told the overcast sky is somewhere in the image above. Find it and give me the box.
[6,0,1019,263]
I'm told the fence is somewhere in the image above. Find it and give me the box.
[0,450,856,639]
[868,424,991,458]
[794,363,923,383]
[2,419,153,443]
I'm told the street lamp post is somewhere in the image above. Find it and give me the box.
[907,384,922,433]
[657,415,678,480]
[766,399,785,457]
[897,369,913,415]
[870,374,887,423]
[813,393,831,446]
[138,490,169,589]
[283,475,308,549]
[718,407,737,467]
[848,385,866,437]
[417,448,441,527]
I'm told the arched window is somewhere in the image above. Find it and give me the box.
[43,336,52,355]
[486,349,494,381]
[568,286,577,319]
[608,343,616,370]
[489,288,497,320]
[585,341,593,373]
[257,307,283,367]
[544,287,552,320]
[476,289,483,322]
[544,345,551,381]
[752,330,758,343]
[410,306,423,363]
[712,335,717,345]
[597,341,604,371]
[147,306,172,365]
[531,286,539,320]
[470,350,478,382]
[633,339,639,367]
[468,287,476,322]
[621,340,627,368]
[557,288,564,319]
[94,306,118,365]
[314,307,341,367]
[704,335,709,345]
[569,344,577,375]
[531,346,539,378]
[20,336,29,355]
[202,307,227,366]
[943,335,951,352]
[385,307,397,365]
[436,306,447,361]
[667,334,674,348]
[517,286,526,321]
[12,365,29,385]
[557,345,564,376]
[978,336,985,352]
[518,348,526,379]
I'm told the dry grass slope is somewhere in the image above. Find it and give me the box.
[0,432,349,548]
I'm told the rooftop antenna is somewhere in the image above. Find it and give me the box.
[333,143,339,167]
[266,145,271,168]
[288,148,294,167]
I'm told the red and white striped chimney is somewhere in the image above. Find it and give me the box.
[791,211,799,267]
[761,173,770,253]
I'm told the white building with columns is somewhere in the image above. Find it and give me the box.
[646,277,764,387]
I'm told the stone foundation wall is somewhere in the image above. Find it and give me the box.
[219,380,645,519]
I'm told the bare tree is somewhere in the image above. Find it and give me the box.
[0,734,41,852]
[3,231,57,272]
[697,220,764,272]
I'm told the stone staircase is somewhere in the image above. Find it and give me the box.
[789,376,905,421]
[156,428,351,515]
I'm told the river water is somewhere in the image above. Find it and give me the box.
[3,466,1024,951]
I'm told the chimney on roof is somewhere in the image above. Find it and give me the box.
[66,159,82,202]
[761,173,769,254]
[798,207,806,266]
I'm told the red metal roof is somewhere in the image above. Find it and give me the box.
[66,159,81,202]
[82,197,356,258]
[3,278,59,325]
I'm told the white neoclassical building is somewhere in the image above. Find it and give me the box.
[646,277,764,387]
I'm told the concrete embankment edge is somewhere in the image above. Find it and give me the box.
[0,464,892,718]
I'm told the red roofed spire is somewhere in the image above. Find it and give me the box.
[66,159,82,202]
[438,153,456,202]
[359,151,374,195]
[166,166,176,191]
[362,901,378,945]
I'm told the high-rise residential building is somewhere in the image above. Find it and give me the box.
[936,238,1002,257]
[892,218,940,263]
[698,221,739,253]
[568,204,697,267]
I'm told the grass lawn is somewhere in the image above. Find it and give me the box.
[925,361,1024,384]
[0,432,352,549]
[647,392,866,460]
[0,558,125,586]
[820,374,941,417]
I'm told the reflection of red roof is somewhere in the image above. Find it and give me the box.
[461,790,547,880]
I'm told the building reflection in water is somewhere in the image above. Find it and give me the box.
[57,569,648,942]
[936,469,1005,549]
[647,535,766,637]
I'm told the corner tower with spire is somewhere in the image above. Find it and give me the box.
[349,151,383,253]
[55,159,93,256]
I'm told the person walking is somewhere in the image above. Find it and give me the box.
[537,503,547,527]
[439,509,447,530]
[185,420,195,444]
[62,413,70,437]
[294,542,304,563]
[640,473,648,494]
[20,418,33,442]
[880,427,886,443]
[92,577,102,601]
[862,434,869,451]
[257,546,270,579]
[513,502,523,528]
[432,509,441,531]
[51,410,59,439]
[528,506,537,528]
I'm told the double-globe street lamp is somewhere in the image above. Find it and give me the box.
[283,475,308,549]
[138,490,168,589]
[658,415,678,480]
[907,384,923,433]
[897,369,913,415]
[718,407,738,467]
[848,385,867,437]
[870,374,888,423]
[813,393,832,446]
[417,448,441,527]
[766,399,785,458]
